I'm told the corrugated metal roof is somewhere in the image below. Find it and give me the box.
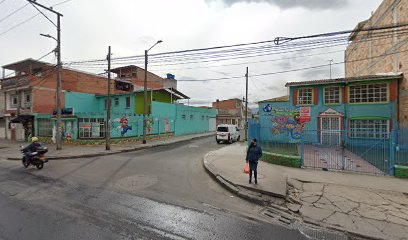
[258,95,289,103]
[285,73,403,87]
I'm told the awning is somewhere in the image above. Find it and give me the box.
[10,115,34,123]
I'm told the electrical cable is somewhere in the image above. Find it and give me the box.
[0,2,29,24]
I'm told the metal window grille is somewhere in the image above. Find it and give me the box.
[78,118,105,139]
[114,98,119,106]
[349,83,387,103]
[38,119,53,137]
[182,115,186,120]
[350,119,389,139]
[190,115,193,120]
[324,86,340,104]
[298,88,313,105]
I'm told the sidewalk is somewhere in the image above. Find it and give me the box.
[1,132,214,160]
[203,143,408,240]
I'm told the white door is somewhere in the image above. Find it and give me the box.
[209,118,216,132]
[321,117,341,146]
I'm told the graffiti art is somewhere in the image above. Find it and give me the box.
[270,109,308,141]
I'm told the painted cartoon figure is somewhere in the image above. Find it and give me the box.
[164,118,170,133]
[115,115,133,137]
[146,117,153,134]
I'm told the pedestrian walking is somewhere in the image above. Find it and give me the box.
[246,138,262,184]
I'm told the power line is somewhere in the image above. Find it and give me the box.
[0,0,72,37]
[178,47,408,82]
[0,3,29,24]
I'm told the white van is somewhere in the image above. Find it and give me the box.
[216,124,240,144]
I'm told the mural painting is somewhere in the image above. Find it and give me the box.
[115,115,133,137]
[263,104,309,142]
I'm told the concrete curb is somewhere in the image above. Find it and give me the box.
[202,151,283,206]
[6,133,213,161]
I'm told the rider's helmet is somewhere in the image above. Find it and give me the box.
[31,136,39,143]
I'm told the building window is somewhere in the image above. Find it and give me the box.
[38,119,53,137]
[202,116,204,121]
[78,118,105,139]
[104,99,107,110]
[190,115,193,121]
[182,115,186,120]
[350,119,389,139]
[324,86,340,104]
[349,83,388,103]
[126,97,131,108]
[298,88,313,105]
[114,98,119,106]
[10,94,18,108]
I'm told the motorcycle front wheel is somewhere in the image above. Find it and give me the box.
[36,162,44,170]
[22,158,30,168]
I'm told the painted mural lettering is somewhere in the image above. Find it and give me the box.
[270,108,308,142]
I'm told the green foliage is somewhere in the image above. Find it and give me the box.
[261,152,301,168]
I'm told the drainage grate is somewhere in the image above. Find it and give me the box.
[292,222,349,240]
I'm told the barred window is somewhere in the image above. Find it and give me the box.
[182,115,186,120]
[324,86,340,104]
[38,119,53,137]
[298,88,313,105]
[190,115,193,121]
[349,83,387,103]
[350,120,389,139]
[10,94,18,108]
[78,118,105,139]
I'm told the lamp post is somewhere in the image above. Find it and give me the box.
[40,30,62,150]
[30,0,63,150]
[143,40,162,144]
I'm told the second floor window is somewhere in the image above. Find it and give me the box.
[114,98,119,106]
[349,83,387,103]
[126,97,131,108]
[324,86,340,104]
[10,94,18,107]
[298,88,313,105]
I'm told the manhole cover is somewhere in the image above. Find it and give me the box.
[113,175,158,192]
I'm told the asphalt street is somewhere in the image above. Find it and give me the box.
[0,137,307,240]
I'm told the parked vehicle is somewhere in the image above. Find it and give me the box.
[21,144,49,170]
[216,124,240,144]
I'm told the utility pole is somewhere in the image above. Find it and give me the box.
[28,0,63,150]
[143,40,162,144]
[245,67,249,141]
[143,49,148,144]
[106,46,111,150]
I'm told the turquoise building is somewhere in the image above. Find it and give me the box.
[252,74,404,175]
[34,89,216,140]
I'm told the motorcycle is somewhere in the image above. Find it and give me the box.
[20,144,49,170]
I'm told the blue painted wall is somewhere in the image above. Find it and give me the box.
[257,81,397,145]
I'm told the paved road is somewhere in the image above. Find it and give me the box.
[0,137,306,240]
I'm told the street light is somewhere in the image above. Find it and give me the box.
[40,31,62,150]
[143,40,163,144]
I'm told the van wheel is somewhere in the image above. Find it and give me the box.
[216,140,221,144]
[228,139,233,144]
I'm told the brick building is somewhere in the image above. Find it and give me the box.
[212,98,251,128]
[0,58,121,140]
[110,65,177,90]
[345,0,408,127]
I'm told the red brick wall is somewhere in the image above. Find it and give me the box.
[212,99,240,110]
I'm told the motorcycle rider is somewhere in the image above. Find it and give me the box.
[23,136,42,162]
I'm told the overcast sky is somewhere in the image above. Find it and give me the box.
[0,0,383,107]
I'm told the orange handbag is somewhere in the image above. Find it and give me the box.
[243,162,250,174]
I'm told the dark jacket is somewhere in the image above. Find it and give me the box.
[23,142,41,153]
[246,145,262,163]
